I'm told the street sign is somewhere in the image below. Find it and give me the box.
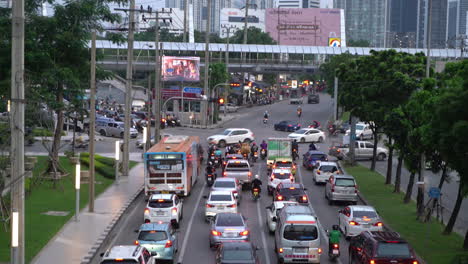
[428,187,441,199]
[291,80,298,89]
[183,87,202,94]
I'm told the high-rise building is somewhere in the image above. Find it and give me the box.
[448,0,458,45]
[219,8,265,37]
[334,0,388,47]
[416,0,448,48]
[275,0,320,8]
[457,0,468,36]
[0,0,10,8]
[388,0,417,48]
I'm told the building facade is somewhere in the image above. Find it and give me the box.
[275,0,320,8]
[219,8,266,37]
[416,0,448,48]
[388,0,417,48]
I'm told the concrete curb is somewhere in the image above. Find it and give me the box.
[337,161,426,264]
[80,186,144,264]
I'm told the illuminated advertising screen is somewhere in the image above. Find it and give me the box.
[162,56,200,82]
[265,8,345,46]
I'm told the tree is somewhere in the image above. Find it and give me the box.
[319,53,355,95]
[208,63,229,123]
[229,27,276,45]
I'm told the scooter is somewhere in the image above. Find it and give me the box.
[329,243,340,260]
[206,173,215,187]
[251,151,258,162]
[252,187,260,201]
[263,118,268,124]
[260,149,267,160]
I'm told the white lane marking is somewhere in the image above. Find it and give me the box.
[177,181,206,264]
[256,163,271,264]
[297,164,343,264]
[108,195,143,247]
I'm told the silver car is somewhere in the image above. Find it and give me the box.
[209,213,249,248]
[325,174,358,205]
[338,205,383,238]
[312,161,340,184]
[211,177,242,201]
[204,190,238,222]
[96,120,138,138]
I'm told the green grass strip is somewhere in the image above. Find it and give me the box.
[344,164,467,264]
[0,156,138,263]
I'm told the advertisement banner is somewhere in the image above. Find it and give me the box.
[162,56,200,82]
[328,37,341,47]
[265,8,343,46]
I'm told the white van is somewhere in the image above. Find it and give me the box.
[274,205,321,263]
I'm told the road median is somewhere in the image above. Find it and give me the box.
[342,164,467,264]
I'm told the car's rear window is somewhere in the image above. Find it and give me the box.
[222,248,253,260]
[311,154,326,160]
[320,165,338,172]
[210,194,233,202]
[138,230,168,241]
[214,181,236,188]
[278,187,304,196]
[353,211,378,218]
[276,162,292,168]
[216,215,244,226]
[377,242,412,258]
[148,199,173,208]
[335,178,355,187]
[283,225,318,241]
[101,260,138,264]
[226,162,249,171]
[273,172,291,179]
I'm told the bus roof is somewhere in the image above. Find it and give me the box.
[147,135,199,153]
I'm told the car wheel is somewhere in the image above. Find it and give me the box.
[218,140,226,148]
[377,153,386,161]
[99,129,106,136]
[318,136,324,143]
[300,137,305,143]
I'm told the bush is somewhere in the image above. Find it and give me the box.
[32,128,54,137]
[79,153,115,179]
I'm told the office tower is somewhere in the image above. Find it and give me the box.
[458,0,468,36]
[388,0,417,48]
[416,0,448,48]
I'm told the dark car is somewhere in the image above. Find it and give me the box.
[349,231,419,264]
[273,182,309,204]
[215,241,260,264]
[302,150,328,170]
[307,93,320,104]
[274,120,301,132]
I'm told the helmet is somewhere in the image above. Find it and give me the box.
[252,142,256,146]
[255,174,260,179]
[332,225,339,230]
[293,139,297,142]
[208,161,213,166]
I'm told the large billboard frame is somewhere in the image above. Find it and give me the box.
[161,56,200,82]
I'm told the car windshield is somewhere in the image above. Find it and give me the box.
[210,194,233,202]
[222,248,253,261]
[217,215,244,226]
[101,261,138,264]
[335,179,356,187]
[320,165,338,173]
[148,199,173,208]
[223,130,232,135]
[214,181,236,188]
[283,224,318,241]
[138,230,168,241]
[356,124,365,130]
[294,129,307,134]
[377,242,412,258]
[353,211,378,218]
[273,173,291,179]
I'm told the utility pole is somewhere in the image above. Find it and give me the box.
[349,116,357,165]
[222,24,236,113]
[89,31,97,212]
[183,0,188,43]
[10,0,25,263]
[333,76,338,121]
[242,0,250,102]
[425,0,432,78]
[122,0,136,177]
[202,0,212,127]
[146,74,152,150]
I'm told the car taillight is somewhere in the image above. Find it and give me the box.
[277,195,284,201]
[253,188,259,192]
[223,171,227,176]
[288,124,292,127]
[412,261,418,264]
[211,230,221,236]
[227,204,237,208]
[171,208,177,215]
[248,171,252,177]
[206,204,215,208]
[134,240,139,245]
[316,170,321,175]
[349,221,360,226]
[333,243,339,249]
[144,208,150,214]
[318,248,322,254]
[374,222,383,227]
[370,260,376,264]
[301,195,308,202]
[239,230,249,236]
[165,240,173,248]
[233,190,238,195]
[278,248,284,253]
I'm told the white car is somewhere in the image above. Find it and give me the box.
[143,194,183,228]
[338,205,384,238]
[204,190,238,222]
[288,128,326,143]
[265,201,298,233]
[267,169,294,195]
[313,161,341,184]
[219,103,239,113]
[207,128,255,147]
[211,177,242,201]
[345,122,373,140]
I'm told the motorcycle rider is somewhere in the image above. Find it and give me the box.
[251,174,262,196]
[309,142,318,151]
[260,140,268,155]
[328,225,341,254]
[205,161,216,180]
[250,142,259,158]
[312,120,320,129]
[297,106,302,117]
[263,111,269,119]
[291,139,299,160]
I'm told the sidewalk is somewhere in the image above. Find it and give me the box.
[31,163,144,264]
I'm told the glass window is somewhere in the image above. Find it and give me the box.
[216,215,244,226]
[210,194,233,202]
[335,179,356,187]
[226,162,249,171]
[320,165,338,173]
[294,129,307,134]
[213,181,236,188]
[273,172,291,179]
[222,249,253,260]
[223,129,233,135]
[377,243,411,257]
[138,230,168,241]
[365,143,373,148]
[353,211,377,218]
[283,225,318,241]
[356,124,365,130]
[148,199,173,208]
[310,154,326,160]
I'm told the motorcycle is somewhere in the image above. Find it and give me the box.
[214,155,222,168]
[251,151,258,163]
[252,187,260,201]
[206,173,215,187]
[292,148,299,161]
[329,243,340,260]
[263,118,268,124]
[260,149,267,160]
[328,125,338,137]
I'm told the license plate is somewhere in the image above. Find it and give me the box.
[217,206,224,209]
[363,224,370,228]
[156,211,165,216]
[253,191,259,196]
[215,160,219,164]
[294,248,308,253]
[223,232,237,237]
[332,249,339,255]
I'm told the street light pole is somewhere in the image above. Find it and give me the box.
[202,0,212,127]
[75,163,81,222]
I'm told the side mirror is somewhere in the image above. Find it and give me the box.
[338,210,343,214]
[303,188,308,191]
[203,195,208,199]
[134,229,139,233]
[272,217,277,222]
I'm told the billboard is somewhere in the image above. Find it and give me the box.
[162,56,200,82]
[219,8,265,38]
[265,8,345,46]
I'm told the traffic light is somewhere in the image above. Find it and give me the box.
[230,82,240,87]
[218,98,225,104]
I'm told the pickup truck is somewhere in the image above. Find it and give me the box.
[223,159,252,189]
[329,141,388,161]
